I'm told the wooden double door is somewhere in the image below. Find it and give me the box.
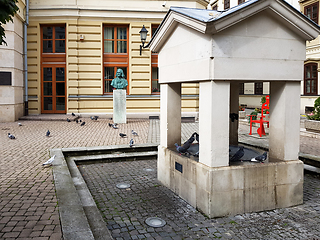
[41,65,66,113]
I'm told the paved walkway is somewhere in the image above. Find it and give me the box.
[0,117,320,239]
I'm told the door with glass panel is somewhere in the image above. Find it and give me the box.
[41,25,66,113]
[42,66,66,113]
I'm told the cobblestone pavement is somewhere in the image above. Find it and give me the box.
[81,160,320,240]
[1,118,320,239]
[0,118,149,240]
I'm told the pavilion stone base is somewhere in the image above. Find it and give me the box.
[158,146,303,218]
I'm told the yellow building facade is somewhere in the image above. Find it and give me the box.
[300,0,320,113]
[1,0,317,122]
[26,0,208,117]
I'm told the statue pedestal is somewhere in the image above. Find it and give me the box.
[113,89,126,124]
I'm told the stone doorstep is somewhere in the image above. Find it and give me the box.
[19,114,79,121]
[51,144,158,240]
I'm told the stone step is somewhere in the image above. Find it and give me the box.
[68,150,158,162]
[62,143,158,157]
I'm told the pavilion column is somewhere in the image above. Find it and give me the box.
[160,83,181,148]
[229,82,239,145]
[199,80,230,167]
[269,81,300,161]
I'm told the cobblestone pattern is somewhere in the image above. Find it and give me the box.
[1,117,320,239]
[0,118,149,239]
[81,159,320,240]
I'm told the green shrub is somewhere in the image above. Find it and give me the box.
[307,97,320,121]
[248,109,259,124]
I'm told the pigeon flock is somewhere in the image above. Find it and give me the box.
[7,113,143,166]
[7,112,268,168]
[229,146,267,163]
[173,132,267,164]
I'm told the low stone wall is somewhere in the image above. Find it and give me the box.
[158,146,304,218]
[239,111,246,119]
[305,120,320,133]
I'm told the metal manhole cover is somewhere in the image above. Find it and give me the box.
[145,217,166,227]
[144,168,155,172]
[116,183,131,189]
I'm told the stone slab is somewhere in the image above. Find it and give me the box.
[158,146,304,218]
[113,89,126,124]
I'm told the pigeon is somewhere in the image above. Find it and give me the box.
[186,133,195,144]
[251,151,268,163]
[8,133,15,139]
[67,118,71,122]
[193,132,199,143]
[79,119,82,123]
[193,151,199,157]
[43,155,56,166]
[230,146,244,162]
[46,130,50,137]
[174,142,191,155]
[132,130,138,136]
[119,133,127,138]
[90,116,95,120]
[129,138,134,147]
[80,121,86,126]
[94,116,99,120]
[112,124,118,129]
[72,113,75,116]
[108,123,112,127]
[76,119,79,123]
[18,122,22,126]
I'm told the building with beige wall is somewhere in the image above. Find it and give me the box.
[24,0,208,118]
[0,0,26,122]
[300,0,320,113]
[1,0,319,122]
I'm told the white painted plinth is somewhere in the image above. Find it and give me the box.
[113,89,126,124]
[158,146,304,218]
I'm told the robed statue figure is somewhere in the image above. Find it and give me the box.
[111,69,128,90]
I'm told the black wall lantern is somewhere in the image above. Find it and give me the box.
[139,25,148,55]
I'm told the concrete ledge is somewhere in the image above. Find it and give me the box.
[299,153,320,168]
[305,119,320,133]
[50,148,112,240]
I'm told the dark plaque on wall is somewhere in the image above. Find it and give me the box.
[0,72,12,85]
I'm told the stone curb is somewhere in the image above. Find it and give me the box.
[50,148,98,240]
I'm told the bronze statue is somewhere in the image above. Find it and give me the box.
[111,69,128,90]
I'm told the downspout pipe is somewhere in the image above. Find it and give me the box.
[23,0,29,115]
